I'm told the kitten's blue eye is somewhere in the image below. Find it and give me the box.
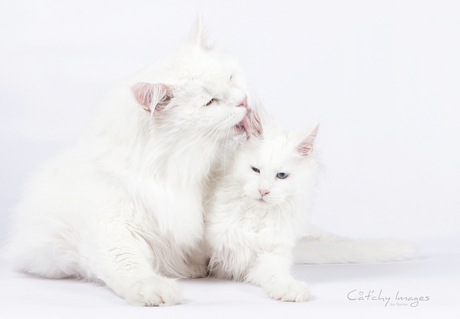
[277,172,289,179]
[252,167,260,173]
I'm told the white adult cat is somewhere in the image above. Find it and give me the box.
[8,17,251,306]
[204,103,318,302]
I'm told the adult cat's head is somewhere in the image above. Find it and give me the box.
[130,15,250,141]
[231,102,320,207]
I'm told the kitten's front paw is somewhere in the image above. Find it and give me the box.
[125,277,183,307]
[265,280,310,302]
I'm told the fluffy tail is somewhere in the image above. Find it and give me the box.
[292,227,418,264]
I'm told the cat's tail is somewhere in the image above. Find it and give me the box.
[292,227,418,264]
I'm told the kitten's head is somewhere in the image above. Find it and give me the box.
[131,15,250,140]
[232,103,319,207]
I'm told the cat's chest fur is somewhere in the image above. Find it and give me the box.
[205,194,296,280]
[235,205,288,239]
[206,194,295,252]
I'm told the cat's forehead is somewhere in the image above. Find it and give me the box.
[160,46,245,97]
[246,132,301,170]
[186,49,241,78]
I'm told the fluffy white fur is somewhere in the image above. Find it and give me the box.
[7,16,251,306]
[7,16,418,307]
[204,103,418,302]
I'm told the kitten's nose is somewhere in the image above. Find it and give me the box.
[259,189,270,197]
[237,96,248,109]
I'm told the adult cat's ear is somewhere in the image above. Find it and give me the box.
[247,99,269,139]
[131,82,173,113]
[295,122,320,157]
[184,13,210,50]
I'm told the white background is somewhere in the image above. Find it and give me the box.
[1,0,459,254]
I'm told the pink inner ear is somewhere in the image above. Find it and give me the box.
[296,139,314,156]
[296,123,319,157]
[131,83,171,113]
[132,83,153,112]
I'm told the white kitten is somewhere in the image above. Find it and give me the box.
[7,16,251,306]
[204,102,418,302]
[204,103,318,302]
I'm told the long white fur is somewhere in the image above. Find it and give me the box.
[204,103,317,302]
[7,16,251,306]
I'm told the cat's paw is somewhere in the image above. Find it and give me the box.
[125,277,183,307]
[264,280,310,302]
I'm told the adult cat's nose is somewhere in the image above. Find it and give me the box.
[259,189,270,197]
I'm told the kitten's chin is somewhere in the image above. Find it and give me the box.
[253,196,285,207]
[254,198,270,206]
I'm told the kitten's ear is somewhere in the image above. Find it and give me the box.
[131,82,173,113]
[247,99,269,139]
[184,13,210,50]
[295,122,320,157]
